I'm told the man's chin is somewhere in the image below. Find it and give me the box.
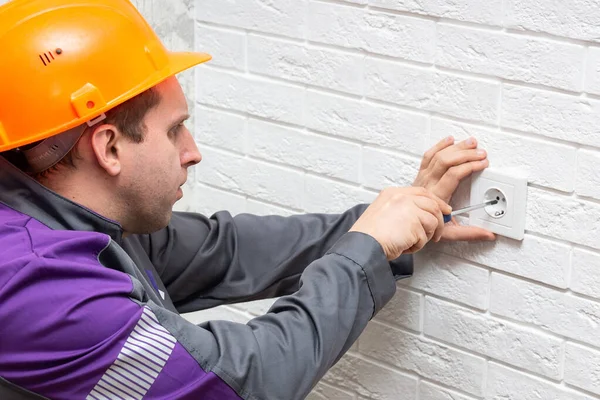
[126,211,173,236]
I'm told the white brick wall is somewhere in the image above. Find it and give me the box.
[188,1,600,399]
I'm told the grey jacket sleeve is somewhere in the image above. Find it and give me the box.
[149,231,397,400]
[139,204,413,313]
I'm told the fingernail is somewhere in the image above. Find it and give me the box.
[477,150,486,157]
[466,137,475,146]
[446,136,454,143]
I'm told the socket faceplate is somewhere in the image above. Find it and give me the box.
[469,169,528,240]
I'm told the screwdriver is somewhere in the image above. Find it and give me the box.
[443,199,499,223]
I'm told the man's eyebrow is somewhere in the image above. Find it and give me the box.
[169,114,190,129]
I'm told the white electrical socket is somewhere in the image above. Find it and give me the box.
[469,168,528,240]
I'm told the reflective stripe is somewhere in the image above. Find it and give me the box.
[118,352,161,376]
[89,390,108,400]
[112,362,153,389]
[128,336,170,359]
[130,327,172,354]
[106,369,146,396]
[94,385,118,400]
[137,321,176,348]
[86,307,176,400]
[124,342,165,366]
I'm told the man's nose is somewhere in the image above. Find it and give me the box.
[181,128,202,167]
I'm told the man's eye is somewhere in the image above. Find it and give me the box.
[170,123,185,136]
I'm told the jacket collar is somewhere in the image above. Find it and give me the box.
[0,155,123,242]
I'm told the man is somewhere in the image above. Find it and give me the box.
[0,1,494,399]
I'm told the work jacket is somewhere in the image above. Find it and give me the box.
[0,156,412,400]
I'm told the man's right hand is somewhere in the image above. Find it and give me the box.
[349,187,451,260]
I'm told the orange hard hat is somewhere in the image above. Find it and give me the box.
[0,0,211,153]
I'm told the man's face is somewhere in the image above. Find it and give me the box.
[118,77,201,234]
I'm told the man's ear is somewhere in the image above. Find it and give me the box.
[89,124,123,176]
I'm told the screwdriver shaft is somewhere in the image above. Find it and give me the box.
[443,199,499,223]
[451,199,498,217]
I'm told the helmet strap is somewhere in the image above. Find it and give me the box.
[23,113,106,174]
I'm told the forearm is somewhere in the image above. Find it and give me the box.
[153,231,396,399]
[139,204,411,313]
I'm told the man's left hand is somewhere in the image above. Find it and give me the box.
[413,136,496,242]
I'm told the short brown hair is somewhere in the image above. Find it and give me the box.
[37,86,160,175]
[104,86,161,144]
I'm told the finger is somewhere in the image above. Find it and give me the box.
[453,137,478,151]
[413,195,442,217]
[441,224,496,242]
[430,148,488,181]
[420,136,455,170]
[436,158,490,193]
[405,224,429,254]
[413,188,452,215]
[428,208,445,242]
[412,198,444,242]
[421,201,445,242]
[417,207,441,241]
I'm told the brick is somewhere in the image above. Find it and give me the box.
[304,175,375,214]
[243,158,305,209]
[371,0,502,25]
[196,0,307,39]
[502,84,600,147]
[197,146,246,193]
[306,90,428,155]
[585,47,600,96]
[431,118,577,192]
[361,148,420,190]
[424,297,562,379]
[366,57,500,124]
[430,232,571,289]
[487,362,596,400]
[134,0,194,51]
[576,149,600,201]
[198,146,305,209]
[418,381,476,400]
[374,286,422,332]
[248,35,364,95]
[527,187,600,251]
[571,248,600,299]
[565,342,600,396]
[406,251,489,310]
[491,273,600,347]
[359,322,486,396]
[196,24,245,71]
[504,0,600,43]
[246,199,296,216]
[247,119,361,181]
[307,2,435,63]
[196,106,246,153]
[436,24,584,91]
[323,353,417,400]
[197,68,305,126]
[307,382,356,400]
[181,183,246,216]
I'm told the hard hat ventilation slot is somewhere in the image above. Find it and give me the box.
[38,51,56,66]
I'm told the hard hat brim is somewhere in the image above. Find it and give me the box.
[0,51,212,153]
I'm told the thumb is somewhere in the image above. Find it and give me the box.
[441,224,496,242]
